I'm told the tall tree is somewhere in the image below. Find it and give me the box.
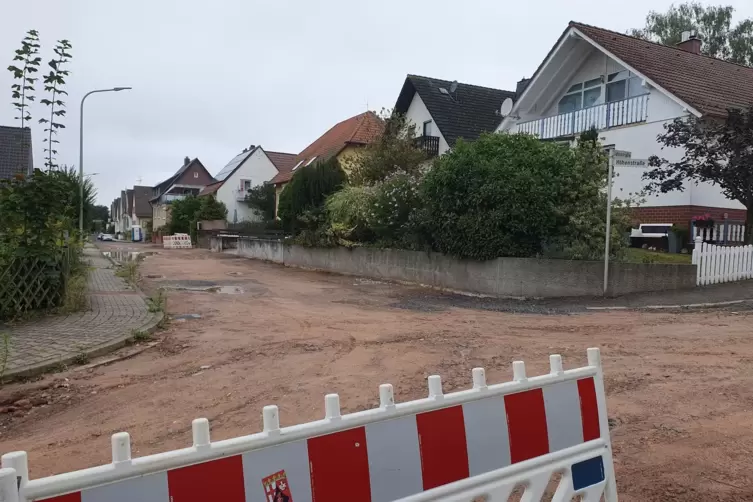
[39,39,72,170]
[347,110,423,186]
[643,106,753,243]
[631,3,753,65]
[245,183,276,221]
[7,30,41,129]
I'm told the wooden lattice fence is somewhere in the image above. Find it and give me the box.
[0,248,74,320]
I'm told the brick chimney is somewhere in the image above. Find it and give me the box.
[676,30,702,54]
[183,156,190,166]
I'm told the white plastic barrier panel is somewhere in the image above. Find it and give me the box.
[1,348,617,502]
[163,233,192,249]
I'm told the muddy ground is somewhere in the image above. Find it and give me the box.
[2,243,753,501]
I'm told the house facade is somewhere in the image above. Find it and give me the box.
[111,197,120,233]
[199,146,296,223]
[270,111,384,216]
[130,185,153,229]
[498,22,752,225]
[150,157,214,230]
[394,75,515,158]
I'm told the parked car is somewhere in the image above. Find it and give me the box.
[100,234,114,241]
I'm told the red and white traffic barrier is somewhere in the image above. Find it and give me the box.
[162,234,192,249]
[1,348,617,502]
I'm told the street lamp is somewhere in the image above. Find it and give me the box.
[79,87,131,237]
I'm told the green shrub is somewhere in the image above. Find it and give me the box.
[422,133,574,260]
[325,186,376,244]
[368,173,422,244]
[421,132,629,260]
[278,157,347,232]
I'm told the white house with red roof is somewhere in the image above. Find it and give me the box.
[498,22,753,229]
[199,146,296,223]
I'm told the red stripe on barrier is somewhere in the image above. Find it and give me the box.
[167,455,245,501]
[40,493,81,502]
[505,389,549,463]
[416,405,470,490]
[308,427,372,501]
[577,377,601,441]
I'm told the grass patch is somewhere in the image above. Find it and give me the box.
[115,261,140,285]
[131,329,152,342]
[147,288,167,314]
[0,331,9,383]
[621,248,692,265]
[72,349,90,365]
[62,267,90,313]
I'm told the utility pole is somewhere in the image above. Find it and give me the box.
[603,149,615,295]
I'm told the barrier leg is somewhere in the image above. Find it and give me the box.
[1,452,26,502]
[588,348,618,501]
[0,467,19,502]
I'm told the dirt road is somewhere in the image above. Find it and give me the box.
[1,243,752,501]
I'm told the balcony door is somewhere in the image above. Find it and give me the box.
[423,120,433,137]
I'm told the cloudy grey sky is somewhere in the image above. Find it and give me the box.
[2,0,752,207]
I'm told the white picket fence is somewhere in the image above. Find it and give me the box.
[692,222,746,244]
[162,233,193,249]
[0,349,617,502]
[692,236,753,286]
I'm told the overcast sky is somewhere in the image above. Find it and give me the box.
[2,1,752,207]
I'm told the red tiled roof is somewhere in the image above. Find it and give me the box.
[265,151,297,174]
[198,180,223,197]
[270,111,384,185]
[571,22,753,118]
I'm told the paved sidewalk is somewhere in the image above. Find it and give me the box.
[4,244,161,378]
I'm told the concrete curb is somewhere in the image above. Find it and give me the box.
[3,246,164,381]
[585,298,753,311]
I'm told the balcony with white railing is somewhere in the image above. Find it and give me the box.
[515,94,649,140]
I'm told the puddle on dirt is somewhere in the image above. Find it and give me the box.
[172,313,202,321]
[207,286,244,294]
[161,280,245,295]
[103,250,159,262]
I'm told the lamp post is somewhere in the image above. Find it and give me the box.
[79,87,131,237]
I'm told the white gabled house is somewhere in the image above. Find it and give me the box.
[498,22,753,227]
[200,146,296,224]
[394,74,515,158]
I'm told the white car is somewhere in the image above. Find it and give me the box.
[100,234,114,241]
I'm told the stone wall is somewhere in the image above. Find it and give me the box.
[210,237,697,298]
[231,237,284,264]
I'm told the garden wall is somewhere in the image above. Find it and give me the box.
[210,236,696,297]
[230,237,285,263]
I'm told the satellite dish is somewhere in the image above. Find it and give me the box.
[500,97,514,117]
[449,80,458,94]
[438,87,450,95]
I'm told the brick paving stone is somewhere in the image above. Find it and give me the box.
[4,244,159,377]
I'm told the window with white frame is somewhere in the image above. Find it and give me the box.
[241,179,252,190]
[557,71,647,114]
[557,77,602,114]
[606,70,644,103]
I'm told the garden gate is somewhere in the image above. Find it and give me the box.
[0,348,617,502]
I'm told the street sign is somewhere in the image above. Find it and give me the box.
[613,149,631,159]
[615,158,648,168]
